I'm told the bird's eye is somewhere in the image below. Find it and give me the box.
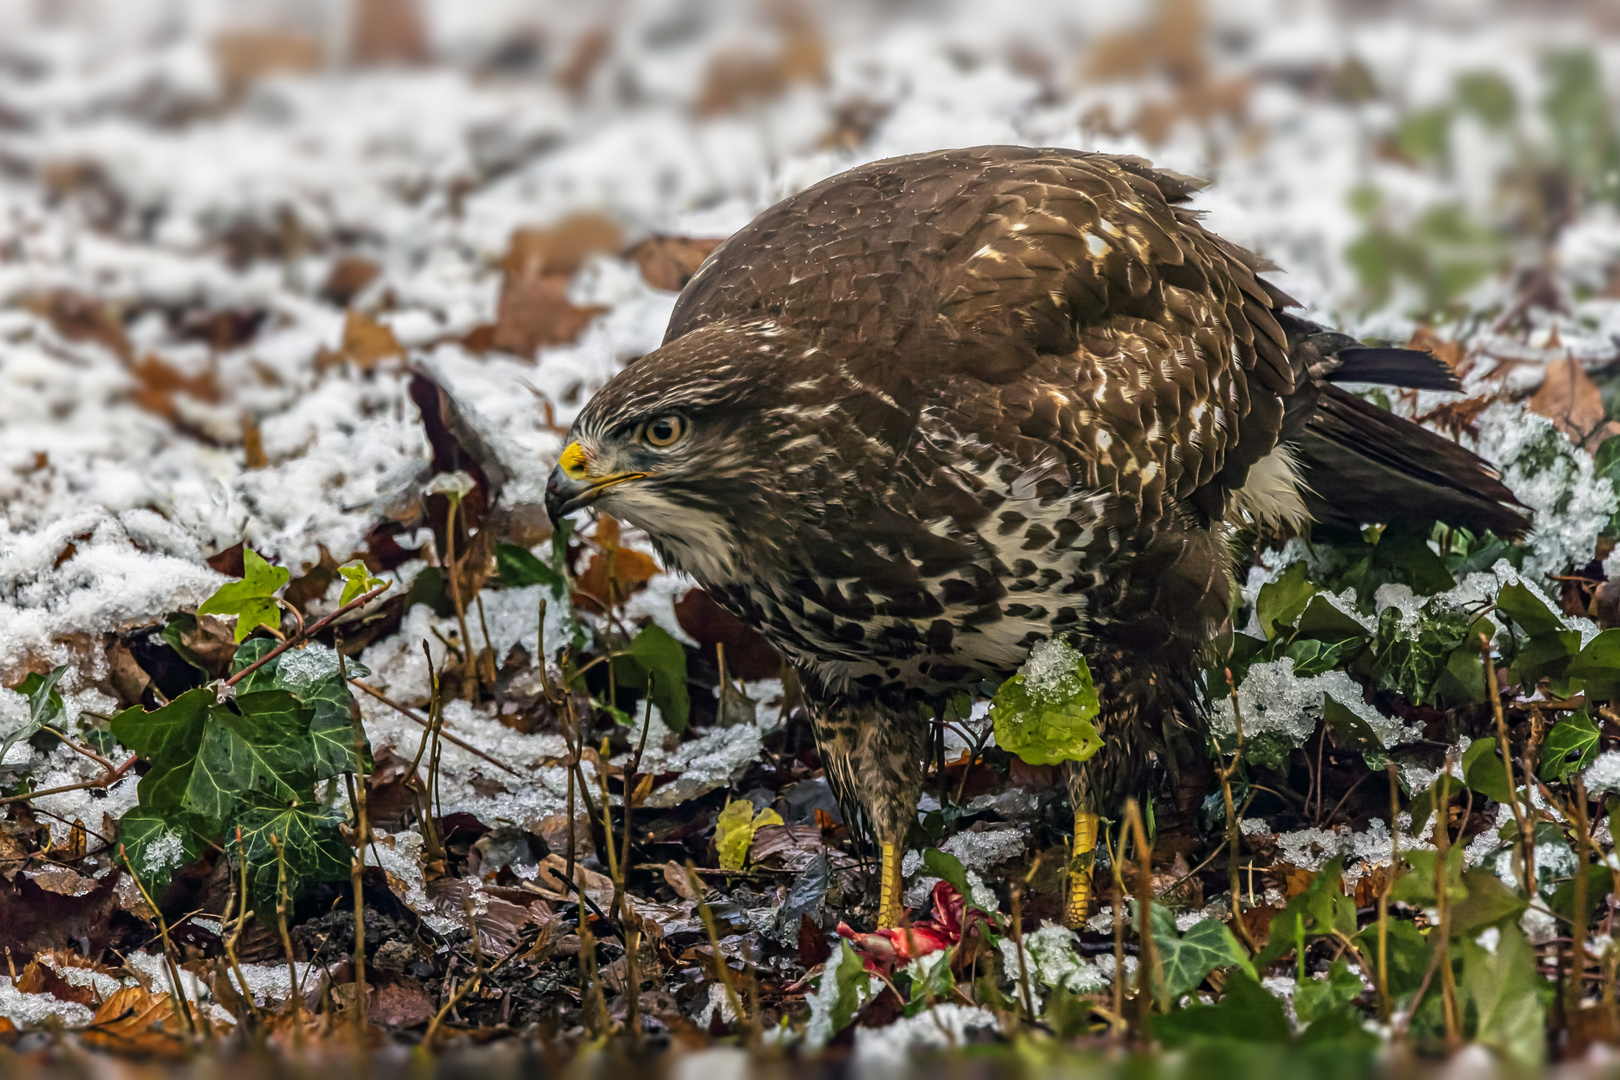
[642,415,688,448]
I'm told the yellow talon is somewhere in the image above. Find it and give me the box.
[877,841,903,928]
[1066,811,1100,928]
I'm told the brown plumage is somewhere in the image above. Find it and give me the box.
[545,146,1528,926]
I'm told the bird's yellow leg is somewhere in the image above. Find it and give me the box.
[877,842,904,928]
[1066,810,1101,928]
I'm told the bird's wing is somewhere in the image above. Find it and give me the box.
[667,145,1298,523]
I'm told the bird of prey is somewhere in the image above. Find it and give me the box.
[546,146,1528,928]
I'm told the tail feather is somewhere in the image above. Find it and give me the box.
[1293,386,1530,540]
[1326,347,1461,392]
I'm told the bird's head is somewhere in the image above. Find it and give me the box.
[544,320,818,584]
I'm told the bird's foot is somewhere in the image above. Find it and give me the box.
[876,841,904,928]
[1064,810,1101,928]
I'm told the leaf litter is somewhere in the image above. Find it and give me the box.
[3,0,1620,1073]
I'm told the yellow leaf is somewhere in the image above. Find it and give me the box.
[715,799,784,871]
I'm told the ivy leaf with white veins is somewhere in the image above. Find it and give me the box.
[198,549,290,643]
[236,791,352,916]
[110,688,214,814]
[1148,903,1255,1006]
[990,638,1102,766]
[336,562,386,607]
[118,807,207,899]
[1,664,67,765]
[182,692,313,821]
[1540,708,1599,781]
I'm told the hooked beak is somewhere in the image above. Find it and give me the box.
[545,441,645,524]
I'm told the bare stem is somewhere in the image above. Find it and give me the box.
[225,582,390,689]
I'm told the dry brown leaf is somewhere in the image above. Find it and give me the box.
[129,353,219,423]
[335,311,404,371]
[503,216,622,280]
[348,0,431,67]
[531,854,616,911]
[241,414,268,469]
[211,30,323,98]
[1529,356,1620,451]
[28,291,131,362]
[557,26,612,95]
[1084,0,1206,87]
[696,20,827,116]
[1407,326,1466,372]
[487,217,619,358]
[662,861,699,901]
[321,256,382,307]
[628,235,724,292]
[576,548,660,612]
[369,981,435,1029]
[80,985,189,1059]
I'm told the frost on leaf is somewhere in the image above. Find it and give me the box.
[989,638,1102,766]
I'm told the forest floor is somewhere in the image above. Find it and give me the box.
[4,0,1620,1074]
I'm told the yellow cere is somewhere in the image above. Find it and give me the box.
[558,441,590,480]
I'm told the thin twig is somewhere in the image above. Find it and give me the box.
[686,861,745,1027]
[0,754,138,807]
[225,582,391,689]
[347,678,518,775]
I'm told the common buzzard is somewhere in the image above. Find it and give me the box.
[546,146,1527,927]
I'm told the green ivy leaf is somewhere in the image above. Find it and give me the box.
[1450,867,1528,935]
[923,848,990,915]
[613,624,691,733]
[990,640,1102,767]
[628,623,689,734]
[1540,708,1600,781]
[1255,562,1317,640]
[236,791,352,916]
[1461,736,1515,805]
[495,543,567,594]
[118,807,207,899]
[1294,957,1365,1027]
[1255,857,1357,967]
[1149,904,1255,1006]
[1391,846,1467,908]
[1496,581,1564,637]
[1149,970,1291,1046]
[336,563,386,607]
[826,939,872,1038]
[1566,629,1620,699]
[182,692,312,821]
[1459,922,1546,1067]
[110,689,214,813]
[2,664,67,765]
[198,549,290,642]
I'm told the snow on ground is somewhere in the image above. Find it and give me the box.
[2,1,1620,1005]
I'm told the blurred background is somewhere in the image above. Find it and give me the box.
[8,0,1620,668]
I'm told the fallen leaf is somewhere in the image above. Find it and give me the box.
[488,218,618,358]
[80,985,189,1059]
[674,589,781,680]
[369,981,435,1028]
[628,236,724,291]
[129,354,220,422]
[835,880,985,975]
[715,799,784,871]
[325,311,403,372]
[1407,326,1466,372]
[557,26,612,94]
[27,291,131,362]
[321,256,382,307]
[348,0,431,67]
[1529,356,1620,451]
[696,18,827,116]
[211,30,323,98]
